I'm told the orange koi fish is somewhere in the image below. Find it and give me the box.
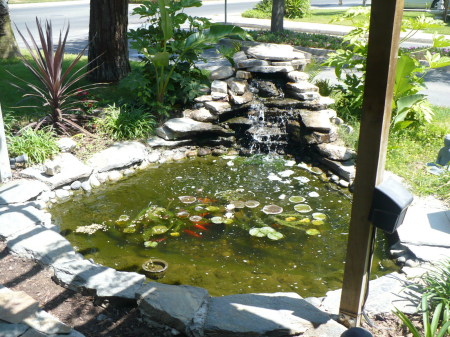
[194,224,208,231]
[183,229,201,238]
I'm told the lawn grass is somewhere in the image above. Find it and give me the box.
[0,54,141,126]
[242,8,450,35]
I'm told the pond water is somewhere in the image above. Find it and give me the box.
[51,155,396,297]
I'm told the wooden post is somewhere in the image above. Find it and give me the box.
[0,104,12,182]
[338,0,404,327]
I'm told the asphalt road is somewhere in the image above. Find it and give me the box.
[8,0,450,107]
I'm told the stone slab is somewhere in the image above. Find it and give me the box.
[403,244,450,262]
[0,180,48,205]
[157,118,232,141]
[397,196,450,249]
[248,65,295,73]
[317,157,356,181]
[20,328,86,337]
[21,153,92,190]
[286,82,319,93]
[0,322,29,337]
[87,141,147,173]
[316,144,356,161]
[204,292,332,337]
[6,226,81,266]
[209,66,234,80]
[247,43,303,61]
[22,310,71,335]
[204,101,232,115]
[299,111,332,132]
[0,289,39,324]
[183,108,218,123]
[302,319,347,337]
[53,259,145,299]
[137,282,209,334]
[319,272,419,315]
[0,205,50,239]
[147,136,192,148]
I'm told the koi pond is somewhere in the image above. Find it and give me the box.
[51,155,395,297]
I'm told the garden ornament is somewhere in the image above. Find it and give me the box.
[436,134,450,167]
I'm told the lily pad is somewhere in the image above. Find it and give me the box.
[123,227,136,233]
[170,232,180,237]
[231,200,246,208]
[151,225,169,235]
[289,196,305,203]
[312,220,324,226]
[249,227,266,237]
[306,228,320,236]
[262,204,283,215]
[312,213,327,220]
[267,231,284,240]
[144,241,158,248]
[206,206,220,212]
[178,196,196,204]
[294,204,312,213]
[285,216,297,222]
[259,226,276,234]
[189,215,203,223]
[211,216,224,224]
[299,218,311,223]
[308,192,320,198]
[245,200,260,208]
[176,211,190,218]
[223,218,234,225]
[116,215,130,225]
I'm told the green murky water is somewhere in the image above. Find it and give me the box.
[51,155,395,297]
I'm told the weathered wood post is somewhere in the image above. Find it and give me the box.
[0,104,12,182]
[338,0,404,327]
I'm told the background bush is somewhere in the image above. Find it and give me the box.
[253,0,310,19]
[7,127,59,165]
[93,104,157,141]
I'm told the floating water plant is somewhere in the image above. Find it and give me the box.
[179,196,196,203]
[116,215,130,225]
[294,176,310,184]
[211,216,225,224]
[144,241,159,248]
[294,204,312,213]
[308,192,320,198]
[245,200,260,208]
[231,201,246,208]
[189,215,203,223]
[75,223,107,235]
[312,220,324,226]
[306,228,320,235]
[289,196,305,203]
[312,213,327,220]
[262,204,283,214]
[285,216,297,222]
[249,226,284,240]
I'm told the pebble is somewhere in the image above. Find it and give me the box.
[339,180,350,188]
[147,151,161,163]
[89,175,101,187]
[185,150,198,157]
[71,181,81,190]
[405,259,419,268]
[81,181,92,192]
[123,168,135,176]
[198,148,212,156]
[97,172,108,183]
[108,171,123,182]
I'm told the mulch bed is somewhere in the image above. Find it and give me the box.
[0,240,412,337]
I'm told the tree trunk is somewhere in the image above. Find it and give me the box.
[0,0,18,59]
[271,0,284,32]
[88,0,130,82]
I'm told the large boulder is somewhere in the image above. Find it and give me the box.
[156,118,233,141]
[21,153,92,190]
[87,141,147,173]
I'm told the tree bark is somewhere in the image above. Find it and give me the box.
[88,0,130,82]
[0,0,18,59]
[271,0,284,32]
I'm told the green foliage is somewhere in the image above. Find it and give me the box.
[247,30,346,50]
[395,295,450,337]
[252,0,310,19]
[217,41,241,67]
[93,104,157,141]
[12,19,101,135]
[129,0,250,113]
[324,8,450,130]
[7,127,59,164]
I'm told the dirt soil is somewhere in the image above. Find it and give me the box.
[0,240,414,337]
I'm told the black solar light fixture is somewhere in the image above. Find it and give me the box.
[369,177,414,234]
[341,327,374,337]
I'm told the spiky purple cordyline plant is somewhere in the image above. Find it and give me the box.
[11,18,103,136]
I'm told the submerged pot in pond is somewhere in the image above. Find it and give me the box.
[142,259,168,279]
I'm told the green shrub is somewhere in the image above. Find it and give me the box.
[252,0,310,19]
[93,104,157,141]
[7,127,59,165]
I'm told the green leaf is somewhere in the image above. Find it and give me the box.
[433,35,450,48]
[267,231,284,240]
[396,94,425,116]
[152,51,170,67]
[394,308,422,337]
[157,0,173,41]
[144,241,159,248]
[394,55,417,98]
